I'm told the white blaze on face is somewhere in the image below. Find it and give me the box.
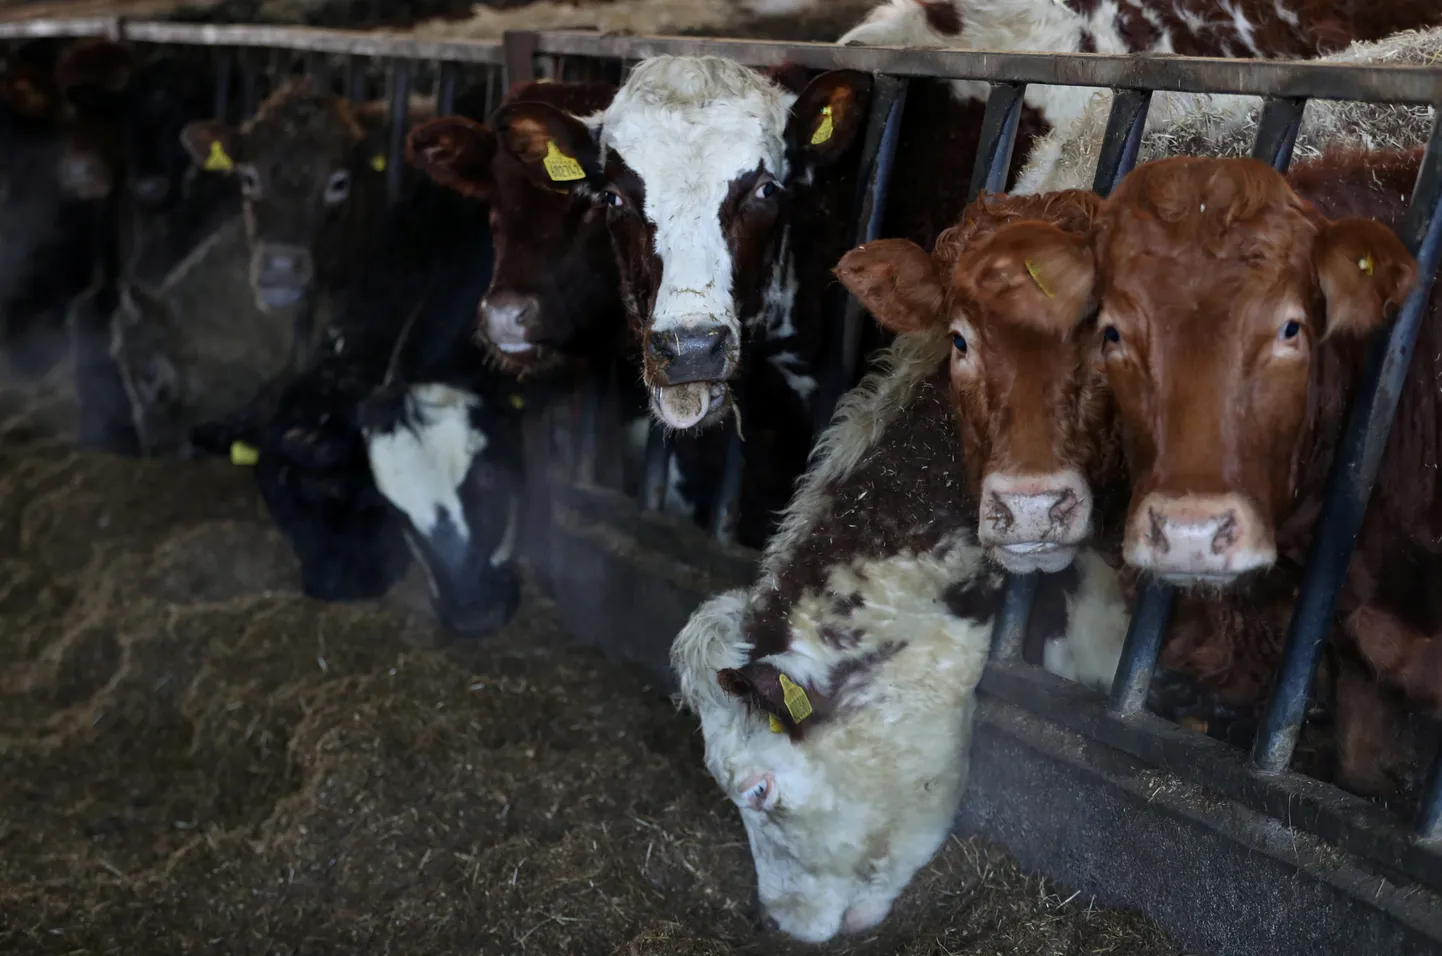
[600,56,796,347]
[671,541,995,944]
[364,384,487,545]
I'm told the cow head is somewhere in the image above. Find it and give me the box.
[835,190,1119,574]
[490,57,870,430]
[119,53,218,210]
[181,79,387,312]
[1093,156,1417,585]
[362,383,523,636]
[406,80,622,378]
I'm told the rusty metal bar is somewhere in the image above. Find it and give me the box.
[967,82,1026,200]
[1251,95,1307,171]
[1253,117,1442,773]
[1090,88,1152,197]
[386,59,412,204]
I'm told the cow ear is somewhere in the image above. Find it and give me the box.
[786,70,872,167]
[716,662,815,733]
[961,222,1096,333]
[834,238,944,334]
[55,38,134,114]
[1315,217,1418,339]
[493,101,599,192]
[407,117,497,198]
[0,66,58,119]
[180,121,241,174]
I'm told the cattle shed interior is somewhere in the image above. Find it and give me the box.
[0,11,1441,956]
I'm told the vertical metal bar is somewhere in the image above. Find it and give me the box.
[640,426,670,512]
[306,50,330,95]
[1091,88,1152,198]
[1417,747,1442,840]
[710,426,745,545]
[241,48,260,117]
[1107,580,1177,715]
[436,60,458,116]
[966,81,1026,202]
[386,60,412,205]
[1253,119,1442,772]
[1251,96,1307,172]
[346,55,366,102]
[814,74,909,435]
[212,48,233,123]
[575,366,605,486]
[485,65,499,117]
[989,573,1040,661]
[503,31,538,89]
[520,396,555,594]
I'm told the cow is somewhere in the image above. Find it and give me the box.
[672,330,1129,944]
[832,188,1125,575]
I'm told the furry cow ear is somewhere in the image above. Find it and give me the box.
[787,70,873,167]
[717,662,816,733]
[1315,217,1417,339]
[834,238,944,334]
[180,121,241,174]
[492,101,599,192]
[407,116,498,198]
[960,221,1097,334]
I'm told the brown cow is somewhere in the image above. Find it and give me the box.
[833,189,1126,574]
[406,80,622,379]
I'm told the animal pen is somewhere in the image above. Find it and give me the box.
[5,15,1442,955]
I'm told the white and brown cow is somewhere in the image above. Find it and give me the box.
[672,331,1129,943]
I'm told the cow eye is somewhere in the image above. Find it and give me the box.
[237,164,261,198]
[951,331,967,355]
[324,169,351,205]
[1280,319,1301,340]
[754,179,779,201]
[1103,326,1121,346]
[603,190,624,209]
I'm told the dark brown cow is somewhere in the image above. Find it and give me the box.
[833,189,1126,574]
[179,79,395,314]
[406,80,621,379]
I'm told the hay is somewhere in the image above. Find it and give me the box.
[1017,27,1442,195]
[0,374,1178,955]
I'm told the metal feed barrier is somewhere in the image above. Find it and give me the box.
[7,15,1442,953]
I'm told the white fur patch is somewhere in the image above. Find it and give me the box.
[364,384,486,543]
[599,56,797,343]
[1039,549,1129,693]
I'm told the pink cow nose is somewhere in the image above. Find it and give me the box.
[479,290,539,354]
[979,470,1091,574]
[1124,492,1276,585]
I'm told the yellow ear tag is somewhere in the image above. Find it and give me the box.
[1025,259,1056,299]
[508,393,525,410]
[810,104,834,147]
[1358,254,1375,276]
[769,714,785,734]
[229,441,259,466]
[370,154,387,172]
[204,139,233,174]
[777,673,813,723]
[542,140,586,183]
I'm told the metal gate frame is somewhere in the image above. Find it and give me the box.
[5,16,1442,954]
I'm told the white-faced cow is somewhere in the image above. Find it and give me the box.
[673,330,1129,943]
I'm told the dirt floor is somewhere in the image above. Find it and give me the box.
[0,374,1185,955]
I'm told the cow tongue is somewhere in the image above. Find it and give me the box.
[654,384,712,430]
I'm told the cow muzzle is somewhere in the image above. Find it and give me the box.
[251,244,315,311]
[1124,492,1276,585]
[645,323,737,431]
[979,470,1091,574]
[479,290,540,355]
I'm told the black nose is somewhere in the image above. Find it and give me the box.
[646,325,733,386]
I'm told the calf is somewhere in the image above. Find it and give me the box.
[673,330,1128,943]
[833,188,1124,574]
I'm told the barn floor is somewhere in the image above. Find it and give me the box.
[0,377,1183,956]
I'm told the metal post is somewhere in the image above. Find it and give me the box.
[966,82,1026,201]
[710,426,745,545]
[1251,96,1307,172]
[240,48,260,117]
[436,60,458,116]
[1253,119,1442,772]
[386,60,411,205]
[640,426,670,512]
[1107,580,1177,715]
[1091,88,1152,198]
[212,48,232,122]
[503,31,538,89]
[346,54,366,102]
[813,74,908,435]
[989,573,1040,661]
[1417,748,1442,841]
[306,50,330,94]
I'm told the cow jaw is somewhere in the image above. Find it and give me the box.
[652,381,728,431]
